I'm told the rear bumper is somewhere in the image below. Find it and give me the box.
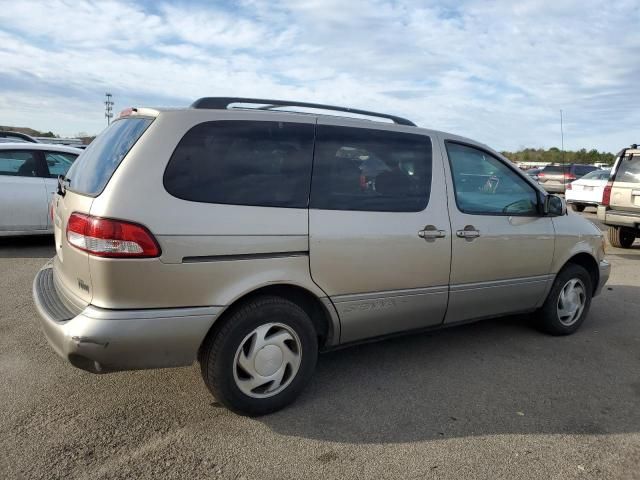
[33,264,221,373]
[541,183,565,193]
[595,260,611,297]
[565,199,599,206]
[597,206,640,229]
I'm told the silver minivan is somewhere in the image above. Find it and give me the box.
[33,98,610,415]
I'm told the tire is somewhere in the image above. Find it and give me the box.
[608,226,636,248]
[199,295,318,416]
[537,264,592,335]
[571,204,585,212]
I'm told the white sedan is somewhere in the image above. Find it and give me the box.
[565,169,611,212]
[0,143,82,236]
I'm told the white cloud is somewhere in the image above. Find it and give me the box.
[0,0,638,151]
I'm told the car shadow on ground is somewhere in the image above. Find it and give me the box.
[259,287,640,443]
[0,235,56,259]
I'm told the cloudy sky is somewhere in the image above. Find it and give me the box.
[0,0,638,152]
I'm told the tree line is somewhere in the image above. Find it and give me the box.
[501,147,616,165]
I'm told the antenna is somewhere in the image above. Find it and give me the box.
[105,93,114,125]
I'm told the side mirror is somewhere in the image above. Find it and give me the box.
[544,194,567,216]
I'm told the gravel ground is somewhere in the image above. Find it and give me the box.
[1,210,638,479]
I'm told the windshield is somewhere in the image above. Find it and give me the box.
[66,117,153,196]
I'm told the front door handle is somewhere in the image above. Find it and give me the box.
[456,225,480,239]
[418,225,446,240]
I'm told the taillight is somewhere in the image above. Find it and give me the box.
[602,181,613,206]
[564,172,576,180]
[566,183,572,190]
[538,172,545,178]
[66,213,161,258]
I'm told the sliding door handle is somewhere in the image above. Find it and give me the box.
[418,225,446,239]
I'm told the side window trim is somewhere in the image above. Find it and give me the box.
[35,150,51,178]
[444,139,544,217]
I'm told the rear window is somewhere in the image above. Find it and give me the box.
[163,121,314,208]
[541,165,566,174]
[66,117,152,196]
[581,169,610,180]
[616,155,640,182]
[574,165,597,176]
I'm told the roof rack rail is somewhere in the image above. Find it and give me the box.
[190,97,416,127]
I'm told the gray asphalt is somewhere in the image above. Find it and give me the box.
[1,210,638,479]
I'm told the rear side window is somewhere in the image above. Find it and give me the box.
[66,118,152,196]
[164,121,314,208]
[616,155,640,182]
[44,152,77,178]
[310,126,432,212]
[0,150,41,177]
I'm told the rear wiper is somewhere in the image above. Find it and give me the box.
[57,174,70,196]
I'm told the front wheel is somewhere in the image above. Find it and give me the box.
[199,296,318,416]
[537,264,592,335]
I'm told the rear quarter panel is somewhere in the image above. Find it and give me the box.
[87,110,327,309]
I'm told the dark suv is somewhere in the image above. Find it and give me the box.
[537,164,599,193]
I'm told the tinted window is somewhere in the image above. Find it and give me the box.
[310,126,432,212]
[44,152,77,178]
[66,117,152,196]
[164,121,314,208]
[616,155,640,182]
[574,165,597,176]
[446,142,539,215]
[541,165,566,174]
[0,150,40,177]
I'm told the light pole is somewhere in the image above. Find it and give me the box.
[105,93,114,125]
[560,109,565,166]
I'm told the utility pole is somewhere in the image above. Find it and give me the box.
[560,109,565,165]
[105,93,114,125]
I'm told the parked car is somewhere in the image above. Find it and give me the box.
[525,167,543,181]
[565,169,611,212]
[0,143,81,236]
[32,98,610,416]
[597,145,640,248]
[537,163,600,193]
[0,130,39,143]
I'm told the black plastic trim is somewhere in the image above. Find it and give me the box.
[34,268,81,322]
[183,251,308,263]
[190,97,416,126]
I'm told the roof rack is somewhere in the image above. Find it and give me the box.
[190,97,416,127]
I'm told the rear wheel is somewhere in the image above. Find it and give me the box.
[537,264,592,335]
[571,204,585,212]
[199,295,318,416]
[608,226,636,248]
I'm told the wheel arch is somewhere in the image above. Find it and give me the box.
[198,283,340,362]
[562,252,599,295]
